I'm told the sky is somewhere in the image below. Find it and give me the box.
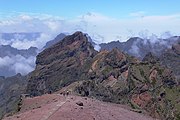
[0,0,180,43]
[0,0,180,18]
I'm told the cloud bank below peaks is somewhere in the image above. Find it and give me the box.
[0,12,180,47]
[0,55,36,77]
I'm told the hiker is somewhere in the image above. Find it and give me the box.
[60,90,71,96]
[66,90,69,96]
[60,91,65,96]
[63,91,66,96]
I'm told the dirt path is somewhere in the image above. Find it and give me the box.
[3,94,156,120]
[41,96,68,120]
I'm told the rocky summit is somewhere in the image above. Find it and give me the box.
[27,31,97,96]
[24,31,180,120]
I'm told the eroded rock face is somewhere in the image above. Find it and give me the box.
[73,47,179,119]
[127,62,178,119]
[27,31,97,96]
[75,61,179,119]
[0,74,27,119]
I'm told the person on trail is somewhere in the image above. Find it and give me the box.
[60,90,70,96]
[60,91,65,96]
[66,90,69,96]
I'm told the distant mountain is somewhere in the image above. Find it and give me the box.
[43,33,66,49]
[100,36,180,59]
[0,45,38,58]
[0,32,41,41]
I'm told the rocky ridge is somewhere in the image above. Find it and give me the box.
[26,32,179,119]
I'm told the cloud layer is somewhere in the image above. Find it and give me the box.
[0,55,36,76]
[0,12,180,46]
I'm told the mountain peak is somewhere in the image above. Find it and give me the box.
[43,33,66,49]
[73,31,84,35]
[27,31,97,96]
[36,31,96,66]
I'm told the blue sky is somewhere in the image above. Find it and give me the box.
[0,0,180,18]
[0,0,180,44]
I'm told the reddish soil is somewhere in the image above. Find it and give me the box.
[3,94,155,120]
[131,92,152,108]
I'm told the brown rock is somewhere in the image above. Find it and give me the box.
[76,101,84,106]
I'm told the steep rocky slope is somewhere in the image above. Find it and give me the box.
[74,51,179,119]
[25,31,179,119]
[27,31,97,96]
[0,45,37,58]
[0,74,27,119]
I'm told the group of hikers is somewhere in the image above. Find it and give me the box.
[60,90,70,96]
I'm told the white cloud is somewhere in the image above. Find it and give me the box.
[130,11,146,17]
[0,12,180,45]
[0,56,13,67]
[0,55,36,76]
[19,14,33,21]
[11,33,52,49]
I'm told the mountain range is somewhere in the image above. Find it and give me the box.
[27,32,180,119]
[100,36,180,59]
[1,32,179,77]
[0,32,180,120]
